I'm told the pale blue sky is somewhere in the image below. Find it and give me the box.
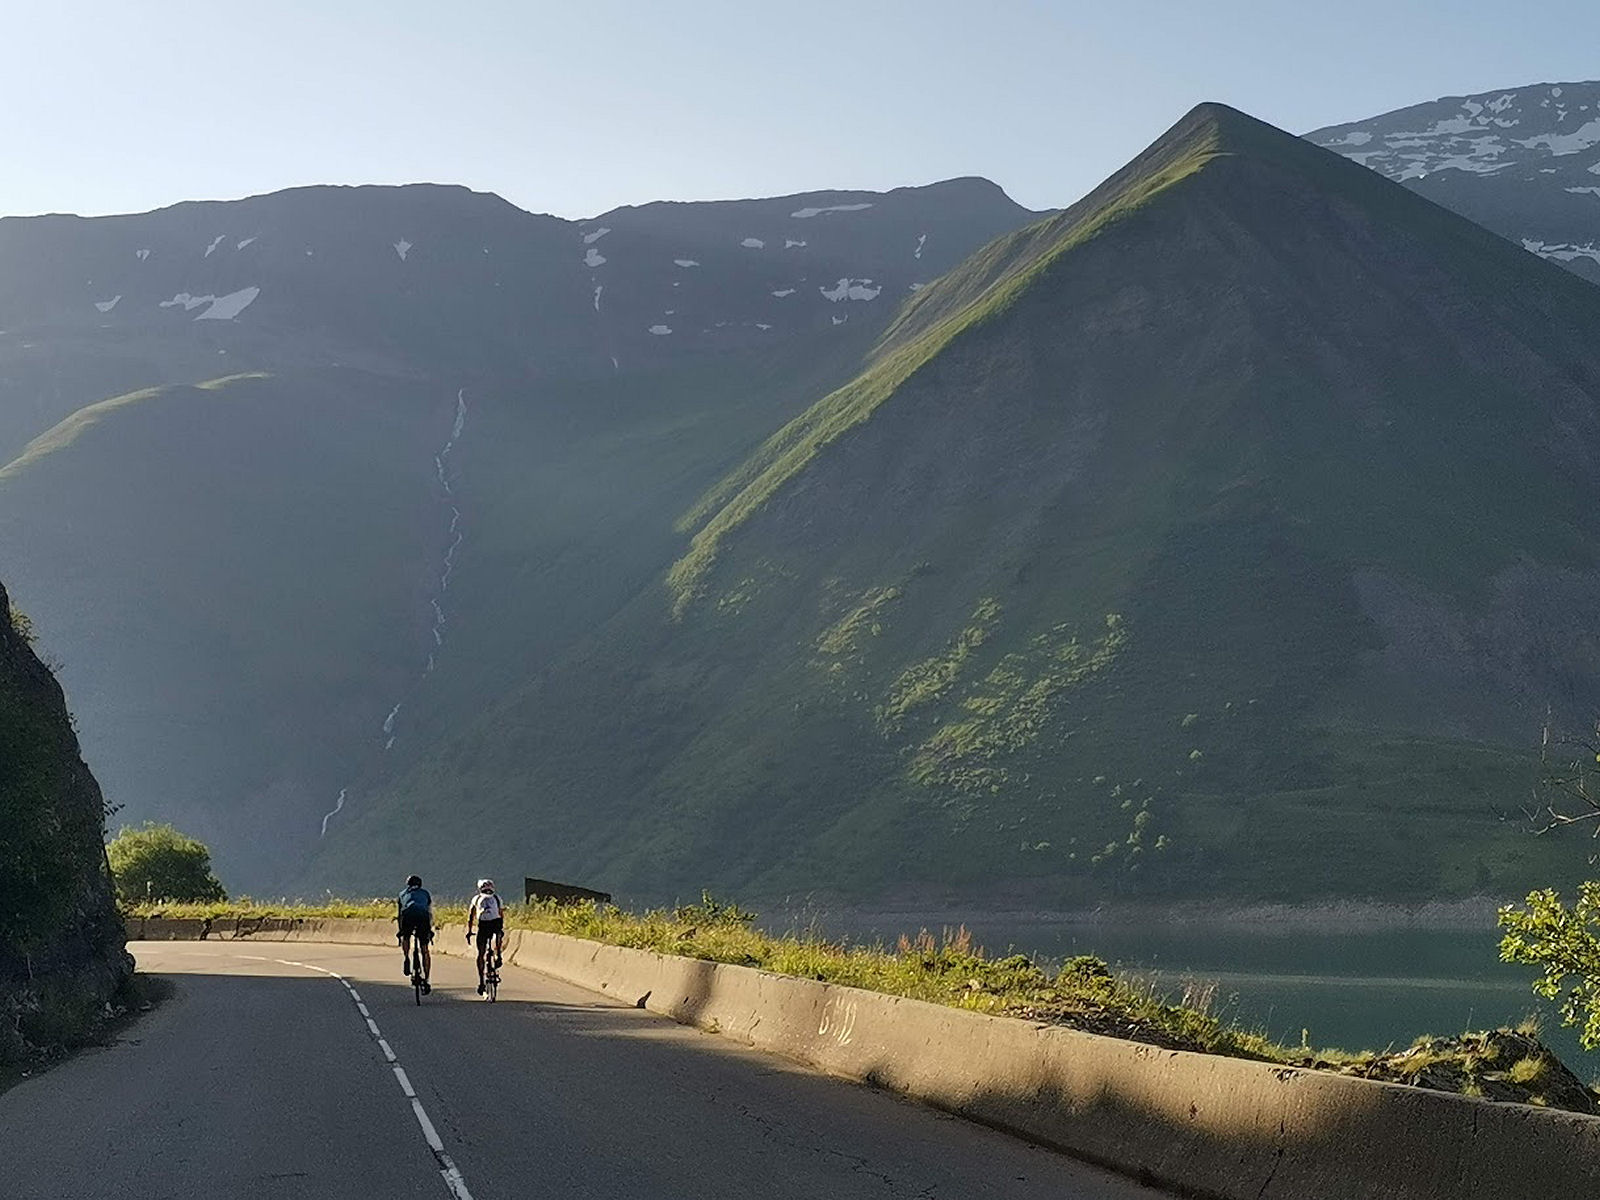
[8,0,1600,219]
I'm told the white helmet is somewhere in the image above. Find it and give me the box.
[477,878,494,891]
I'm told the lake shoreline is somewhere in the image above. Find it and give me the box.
[771,896,1507,939]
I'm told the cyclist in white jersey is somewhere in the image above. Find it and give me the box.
[466,878,506,995]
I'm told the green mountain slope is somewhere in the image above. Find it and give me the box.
[0,370,454,884]
[322,104,1600,906]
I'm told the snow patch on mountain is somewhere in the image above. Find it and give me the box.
[584,248,607,267]
[195,287,261,321]
[204,235,225,257]
[674,259,700,267]
[819,278,881,302]
[582,227,612,245]
[1523,238,1600,264]
[593,284,603,312]
[785,239,806,249]
[94,296,121,313]
[136,248,151,261]
[160,292,212,311]
[791,202,874,218]
[1516,118,1600,155]
[741,237,765,249]
[393,239,413,261]
[771,288,795,297]
[237,237,257,250]
[649,324,672,335]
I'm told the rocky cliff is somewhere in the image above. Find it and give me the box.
[0,579,129,1064]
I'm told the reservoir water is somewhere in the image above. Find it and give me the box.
[809,912,1599,1081]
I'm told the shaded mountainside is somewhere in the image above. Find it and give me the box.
[1309,80,1600,284]
[310,104,1600,906]
[0,580,128,1060]
[0,178,1040,891]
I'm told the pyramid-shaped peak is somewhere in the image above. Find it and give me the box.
[1140,101,1338,174]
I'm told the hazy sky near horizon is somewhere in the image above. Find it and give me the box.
[8,1,1600,219]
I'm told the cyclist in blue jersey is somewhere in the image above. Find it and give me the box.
[397,874,433,993]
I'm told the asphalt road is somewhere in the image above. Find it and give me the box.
[1,941,1174,1199]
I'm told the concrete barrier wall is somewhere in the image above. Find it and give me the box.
[133,917,1600,1200]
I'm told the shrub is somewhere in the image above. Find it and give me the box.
[106,823,226,904]
[1499,883,1600,1048]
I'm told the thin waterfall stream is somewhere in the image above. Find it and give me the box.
[319,387,468,837]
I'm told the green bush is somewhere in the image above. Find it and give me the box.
[1499,883,1600,1048]
[106,823,226,904]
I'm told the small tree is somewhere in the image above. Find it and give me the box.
[1499,884,1600,1049]
[1499,720,1600,1047]
[106,822,226,904]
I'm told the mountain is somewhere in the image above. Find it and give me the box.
[0,178,1040,890]
[1308,81,1600,284]
[1,579,128,1060]
[308,102,1600,907]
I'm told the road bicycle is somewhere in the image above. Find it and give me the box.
[402,929,432,1004]
[470,932,501,1001]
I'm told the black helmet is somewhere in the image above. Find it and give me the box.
[406,874,422,888]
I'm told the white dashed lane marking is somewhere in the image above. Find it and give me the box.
[236,953,475,1200]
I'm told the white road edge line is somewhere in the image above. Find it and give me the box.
[270,956,476,1200]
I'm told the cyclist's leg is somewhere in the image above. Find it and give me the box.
[420,926,433,980]
[400,928,412,975]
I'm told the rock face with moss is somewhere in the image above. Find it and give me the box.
[0,580,129,1063]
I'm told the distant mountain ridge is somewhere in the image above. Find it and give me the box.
[11,98,1600,909]
[1308,80,1600,282]
[0,175,1041,890]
